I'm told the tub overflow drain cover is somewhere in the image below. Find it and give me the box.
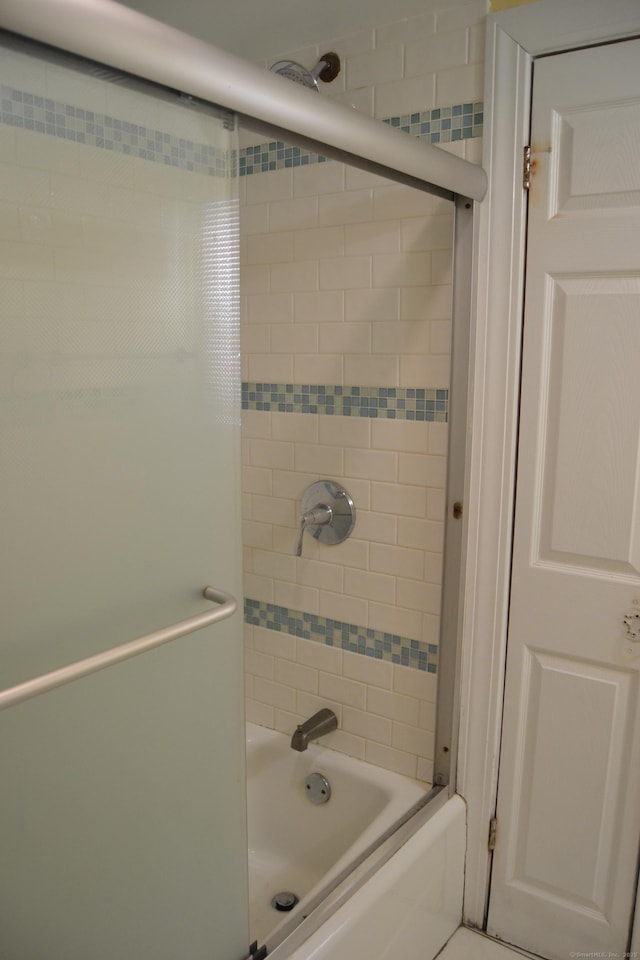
[271,891,299,912]
[305,772,331,804]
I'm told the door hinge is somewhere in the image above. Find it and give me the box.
[523,145,531,190]
[488,816,498,851]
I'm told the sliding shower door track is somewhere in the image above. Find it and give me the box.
[260,784,448,960]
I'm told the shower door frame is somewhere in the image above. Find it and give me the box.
[0,0,483,953]
[458,0,640,937]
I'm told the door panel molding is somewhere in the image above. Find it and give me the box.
[537,273,640,576]
[503,648,638,916]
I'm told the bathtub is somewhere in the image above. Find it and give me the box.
[246,721,462,956]
[269,792,466,960]
[247,723,465,960]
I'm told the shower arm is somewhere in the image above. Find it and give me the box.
[310,60,328,80]
[311,52,341,82]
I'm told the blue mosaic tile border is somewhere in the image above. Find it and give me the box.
[0,84,231,176]
[242,382,448,422]
[245,598,438,672]
[2,81,481,182]
[239,100,483,176]
[240,142,327,175]
[383,100,483,143]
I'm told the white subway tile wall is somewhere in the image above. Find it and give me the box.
[245,623,437,778]
[238,0,487,145]
[241,0,488,785]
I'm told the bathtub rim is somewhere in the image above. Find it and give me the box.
[260,781,449,958]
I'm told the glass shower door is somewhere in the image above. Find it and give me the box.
[0,36,248,960]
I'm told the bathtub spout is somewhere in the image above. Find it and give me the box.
[290,708,337,751]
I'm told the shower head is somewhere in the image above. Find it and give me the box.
[269,52,340,91]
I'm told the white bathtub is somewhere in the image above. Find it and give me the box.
[270,793,466,960]
[246,721,428,948]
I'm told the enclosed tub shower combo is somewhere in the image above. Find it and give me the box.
[0,0,486,957]
[246,721,426,946]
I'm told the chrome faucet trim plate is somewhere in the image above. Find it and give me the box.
[294,480,355,557]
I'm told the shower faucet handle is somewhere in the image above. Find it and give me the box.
[295,505,332,557]
[294,480,355,557]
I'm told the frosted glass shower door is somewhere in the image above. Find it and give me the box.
[0,38,248,960]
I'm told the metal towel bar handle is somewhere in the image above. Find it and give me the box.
[0,586,237,713]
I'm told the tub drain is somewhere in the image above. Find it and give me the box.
[271,891,299,912]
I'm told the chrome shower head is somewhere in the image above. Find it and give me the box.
[269,52,340,91]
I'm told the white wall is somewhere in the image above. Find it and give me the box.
[117,0,479,61]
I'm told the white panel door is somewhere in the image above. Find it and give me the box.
[487,39,640,958]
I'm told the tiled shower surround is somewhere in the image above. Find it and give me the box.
[241,0,487,784]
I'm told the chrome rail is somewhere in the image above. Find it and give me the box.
[0,586,237,712]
